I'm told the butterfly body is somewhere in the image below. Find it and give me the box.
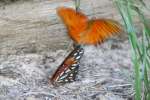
[50,46,84,86]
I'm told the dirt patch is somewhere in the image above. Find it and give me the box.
[0,0,136,100]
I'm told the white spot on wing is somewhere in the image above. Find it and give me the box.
[76,56,81,60]
[59,74,68,80]
[72,63,78,67]
[65,69,71,73]
[71,66,75,69]
[74,53,78,56]
[70,74,73,76]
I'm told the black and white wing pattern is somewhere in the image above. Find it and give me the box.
[50,46,84,86]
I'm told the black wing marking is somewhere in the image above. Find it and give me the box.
[50,46,84,86]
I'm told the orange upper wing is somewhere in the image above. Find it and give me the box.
[57,7,88,43]
[57,7,122,45]
[79,19,122,45]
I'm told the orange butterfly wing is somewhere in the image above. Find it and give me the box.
[79,19,122,45]
[57,7,122,45]
[57,7,88,43]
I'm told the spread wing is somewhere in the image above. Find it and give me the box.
[79,19,122,45]
[57,7,122,45]
[57,7,88,43]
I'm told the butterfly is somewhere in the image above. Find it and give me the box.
[50,46,84,86]
[57,7,122,45]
